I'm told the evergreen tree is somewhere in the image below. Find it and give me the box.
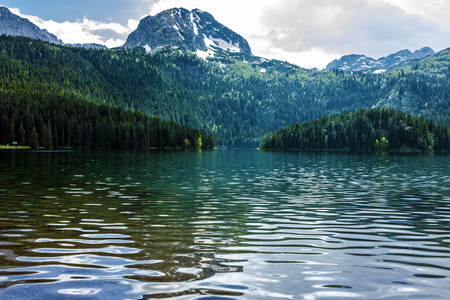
[8,121,15,145]
[29,127,39,149]
[18,122,26,146]
[40,125,52,149]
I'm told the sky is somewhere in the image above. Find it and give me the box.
[1,0,449,69]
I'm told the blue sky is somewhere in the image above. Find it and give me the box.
[1,0,450,69]
[0,0,142,23]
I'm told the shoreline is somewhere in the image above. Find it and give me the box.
[0,145,31,150]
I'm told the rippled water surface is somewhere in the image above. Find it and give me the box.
[0,150,450,299]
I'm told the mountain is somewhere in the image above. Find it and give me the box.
[1,6,450,148]
[123,8,303,74]
[0,7,107,49]
[0,6,61,44]
[68,43,107,50]
[124,8,252,58]
[325,47,435,74]
[0,35,449,148]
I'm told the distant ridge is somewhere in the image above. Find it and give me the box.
[325,47,435,74]
[0,7,108,49]
[68,43,107,50]
[0,6,62,44]
[0,5,439,75]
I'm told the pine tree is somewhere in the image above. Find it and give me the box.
[8,121,15,145]
[29,127,39,149]
[40,125,52,149]
[18,122,26,146]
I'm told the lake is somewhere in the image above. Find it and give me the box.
[0,150,449,299]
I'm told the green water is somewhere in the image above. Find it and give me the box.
[0,150,449,299]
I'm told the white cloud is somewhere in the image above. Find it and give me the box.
[266,47,341,70]
[383,0,450,25]
[147,0,450,68]
[256,0,449,67]
[104,38,126,48]
[8,1,450,68]
[147,0,332,66]
[77,17,133,35]
[149,0,271,38]
[9,7,139,47]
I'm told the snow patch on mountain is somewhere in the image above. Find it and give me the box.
[196,49,215,59]
[190,12,199,35]
[206,36,241,53]
[325,47,435,74]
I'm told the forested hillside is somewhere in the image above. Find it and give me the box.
[0,91,215,150]
[260,108,450,152]
[374,49,450,125]
[0,36,449,147]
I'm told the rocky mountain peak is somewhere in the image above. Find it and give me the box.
[411,47,435,60]
[0,6,61,44]
[325,47,435,74]
[123,7,252,58]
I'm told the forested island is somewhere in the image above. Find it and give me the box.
[0,93,215,150]
[260,108,450,152]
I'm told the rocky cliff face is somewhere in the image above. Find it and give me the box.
[325,47,435,74]
[0,6,61,44]
[124,8,252,58]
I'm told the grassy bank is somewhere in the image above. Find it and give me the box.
[0,144,31,150]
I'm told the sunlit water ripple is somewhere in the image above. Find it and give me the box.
[0,150,449,299]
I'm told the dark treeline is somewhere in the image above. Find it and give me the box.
[260,108,450,152]
[0,91,215,150]
[0,36,450,147]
